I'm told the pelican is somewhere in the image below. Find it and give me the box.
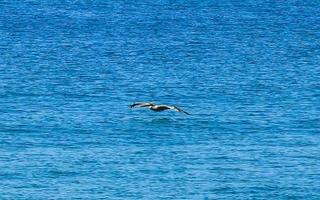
[129,102,190,115]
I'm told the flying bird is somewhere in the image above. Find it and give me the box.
[129,102,190,115]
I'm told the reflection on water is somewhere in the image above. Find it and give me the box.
[149,117,176,124]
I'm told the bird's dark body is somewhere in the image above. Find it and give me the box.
[150,106,170,112]
[129,102,190,115]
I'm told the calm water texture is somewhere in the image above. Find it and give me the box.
[0,1,320,199]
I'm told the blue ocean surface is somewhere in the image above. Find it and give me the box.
[0,1,319,199]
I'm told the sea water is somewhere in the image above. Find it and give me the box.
[0,1,319,199]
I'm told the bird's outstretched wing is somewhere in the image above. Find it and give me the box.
[172,106,190,115]
[129,102,154,108]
